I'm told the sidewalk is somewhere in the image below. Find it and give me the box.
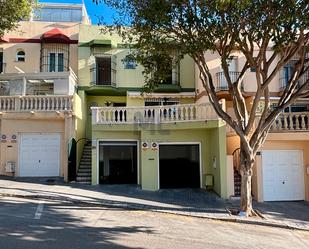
[0,177,308,231]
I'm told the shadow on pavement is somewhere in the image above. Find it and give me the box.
[0,197,154,249]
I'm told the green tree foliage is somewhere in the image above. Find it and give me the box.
[0,0,35,36]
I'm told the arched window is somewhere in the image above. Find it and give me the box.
[16,50,25,62]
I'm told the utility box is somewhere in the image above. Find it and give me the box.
[205,174,214,190]
[5,161,15,173]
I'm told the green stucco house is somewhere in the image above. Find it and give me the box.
[76,24,228,199]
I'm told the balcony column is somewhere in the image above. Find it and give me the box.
[301,114,306,130]
[22,76,27,96]
[154,109,160,124]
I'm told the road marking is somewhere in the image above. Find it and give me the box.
[34,200,44,220]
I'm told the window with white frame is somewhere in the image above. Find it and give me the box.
[49,53,64,72]
[16,50,25,62]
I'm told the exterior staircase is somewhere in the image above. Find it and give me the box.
[232,148,241,197]
[233,169,241,196]
[76,142,92,184]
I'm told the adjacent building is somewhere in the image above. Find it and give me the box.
[195,50,309,202]
[0,2,89,181]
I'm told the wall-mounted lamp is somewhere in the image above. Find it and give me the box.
[212,156,217,169]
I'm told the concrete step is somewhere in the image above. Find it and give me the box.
[77,172,91,177]
[78,168,91,172]
[80,162,91,165]
[76,176,91,181]
[79,165,91,169]
[78,165,91,171]
[79,163,91,167]
[75,181,91,184]
[82,154,92,158]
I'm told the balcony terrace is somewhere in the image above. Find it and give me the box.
[0,68,76,113]
[270,112,309,132]
[226,112,309,136]
[0,68,77,96]
[92,103,219,125]
[0,95,72,112]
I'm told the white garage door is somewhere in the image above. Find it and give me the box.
[262,150,304,201]
[19,134,61,177]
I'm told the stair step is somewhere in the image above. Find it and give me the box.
[78,168,91,172]
[82,153,92,156]
[79,166,91,169]
[80,164,91,167]
[76,181,91,184]
[79,163,91,167]
[77,172,91,177]
[76,176,91,181]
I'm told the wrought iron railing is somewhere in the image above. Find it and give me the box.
[215,71,241,91]
[279,70,309,91]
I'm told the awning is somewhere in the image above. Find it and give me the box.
[0,36,9,43]
[79,39,112,47]
[127,91,196,99]
[41,28,71,43]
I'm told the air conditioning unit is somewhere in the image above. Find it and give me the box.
[5,161,15,173]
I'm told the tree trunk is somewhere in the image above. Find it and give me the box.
[240,168,253,216]
[239,146,254,216]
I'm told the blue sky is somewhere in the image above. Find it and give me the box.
[39,0,117,24]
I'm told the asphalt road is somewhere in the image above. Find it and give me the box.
[0,196,308,249]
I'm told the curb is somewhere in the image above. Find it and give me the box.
[1,193,308,232]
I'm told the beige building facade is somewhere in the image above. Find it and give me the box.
[0,2,89,180]
[195,49,309,202]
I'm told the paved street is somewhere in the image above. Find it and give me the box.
[0,196,309,249]
[1,178,309,231]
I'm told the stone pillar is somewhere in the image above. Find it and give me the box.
[63,114,73,182]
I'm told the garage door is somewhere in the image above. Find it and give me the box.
[19,134,61,177]
[98,141,138,184]
[159,144,201,189]
[262,150,304,201]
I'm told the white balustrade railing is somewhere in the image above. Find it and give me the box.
[271,112,309,132]
[0,96,73,112]
[92,103,219,125]
[226,112,309,134]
